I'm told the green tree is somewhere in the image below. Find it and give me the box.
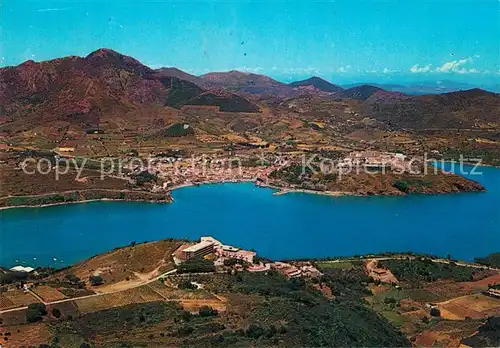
[199,306,218,317]
[430,307,441,317]
[393,180,409,193]
[26,303,47,323]
[89,275,104,286]
[51,307,61,318]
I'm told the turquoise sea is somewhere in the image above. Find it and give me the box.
[0,164,498,267]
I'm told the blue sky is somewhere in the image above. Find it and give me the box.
[1,0,499,85]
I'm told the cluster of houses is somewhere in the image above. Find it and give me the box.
[338,151,412,172]
[365,259,399,284]
[271,261,322,279]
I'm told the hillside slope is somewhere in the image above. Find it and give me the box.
[289,76,344,93]
[365,88,500,130]
[0,49,260,134]
[199,70,297,97]
[336,85,384,100]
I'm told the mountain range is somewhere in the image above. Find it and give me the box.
[343,80,500,95]
[0,48,498,138]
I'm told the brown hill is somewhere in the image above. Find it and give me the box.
[199,70,297,97]
[180,90,260,112]
[336,85,384,101]
[289,76,344,93]
[153,67,208,88]
[364,90,409,104]
[0,49,259,134]
[366,88,500,130]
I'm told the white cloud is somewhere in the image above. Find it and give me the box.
[283,67,321,75]
[382,68,399,74]
[465,68,480,74]
[365,69,378,74]
[234,66,264,74]
[410,64,432,73]
[410,56,490,74]
[336,65,352,73]
[36,7,71,12]
[435,57,473,73]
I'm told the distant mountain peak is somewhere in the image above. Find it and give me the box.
[289,76,343,93]
[86,48,124,59]
[198,70,295,96]
[336,84,384,100]
[304,76,327,83]
[19,59,37,66]
[228,70,249,75]
[84,48,152,76]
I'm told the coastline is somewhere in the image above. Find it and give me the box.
[0,180,256,211]
[168,178,255,192]
[431,160,500,169]
[1,172,487,210]
[0,198,170,211]
[274,189,354,197]
[259,183,355,197]
[0,189,171,211]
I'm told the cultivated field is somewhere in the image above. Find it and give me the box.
[31,286,67,302]
[57,239,180,289]
[437,294,500,320]
[74,285,164,314]
[0,322,53,348]
[414,320,483,347]
[148,280,217,300]
[180,298,227,312]
[0,290,39,310]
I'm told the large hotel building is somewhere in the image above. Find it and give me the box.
[181,241,215,260]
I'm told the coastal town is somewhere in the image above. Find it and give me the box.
[0,145,485,210]
[118,149,480,197]
[85,149,434,192]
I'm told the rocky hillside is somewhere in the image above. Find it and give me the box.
[0,49,260,134]
[199,70,297,97]
[335,85,384,101]
[153,67,208,88]
[268,163,485,196]
[365,88,500,130]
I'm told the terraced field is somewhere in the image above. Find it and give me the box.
[0,290,39,310]
[75,285,164,314]
[147,280,217,300]
[31,286,67,302]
